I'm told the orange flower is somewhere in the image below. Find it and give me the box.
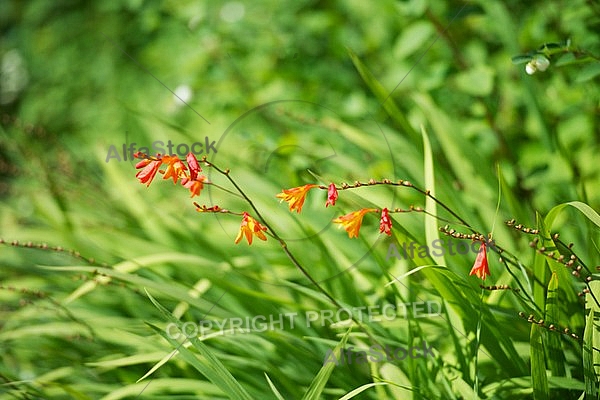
[135,158,163,187]
[276,184,318,213]
[235,212,268,245]
[469,242,490,280]
[162,155,188,184]
[182,175,207,197]
[333,208,378,238]
[325,183,338,207]
[379,208,392,236]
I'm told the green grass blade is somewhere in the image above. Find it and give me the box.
[39,265,229,316]
[546,201,600,230]
[530,323,549,399]
[583,309,598,399]
[584,281,600,398]
[537,213,579,304]
[300,327,352,400]
[338,382,389,400]
[264,373,286,400]
[346,47,419,142]
[145,290,254,400]
[544,272,566,377]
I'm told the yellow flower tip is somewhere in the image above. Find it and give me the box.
[234,230,244,245]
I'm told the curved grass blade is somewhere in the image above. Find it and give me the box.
[145,290,253,400]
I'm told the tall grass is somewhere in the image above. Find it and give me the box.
[1,0,599,399]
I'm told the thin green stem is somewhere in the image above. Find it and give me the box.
[319,179,475,232]
[202,159,382,345]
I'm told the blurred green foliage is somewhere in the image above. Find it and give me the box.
[1,0,599,398]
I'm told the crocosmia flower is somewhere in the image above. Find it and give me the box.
[186,152,201,181]
[135,158,163,187]
[379,208,392,236]
[182,175,207,197]
[235,212,268,245]
[333,208,378,238]
[162,155,188,184]
[276,184,318,213]
[469,242,490,280]
[325,183,338,208]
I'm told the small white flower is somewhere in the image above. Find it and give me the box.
[525,55,550,75]
[534,55,550,71]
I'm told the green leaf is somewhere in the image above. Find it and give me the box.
[454,65,495,97]
[417,267,528,375]
[530,323,549,400]
[511,54,533,64]
[575,63,600,83]
[545,201,600,230]
[554,53,576,67]
[538,203,593,305]
[393,20,435,59]
[537,42,565,55]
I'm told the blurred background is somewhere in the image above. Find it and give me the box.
[1,0,599,398]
